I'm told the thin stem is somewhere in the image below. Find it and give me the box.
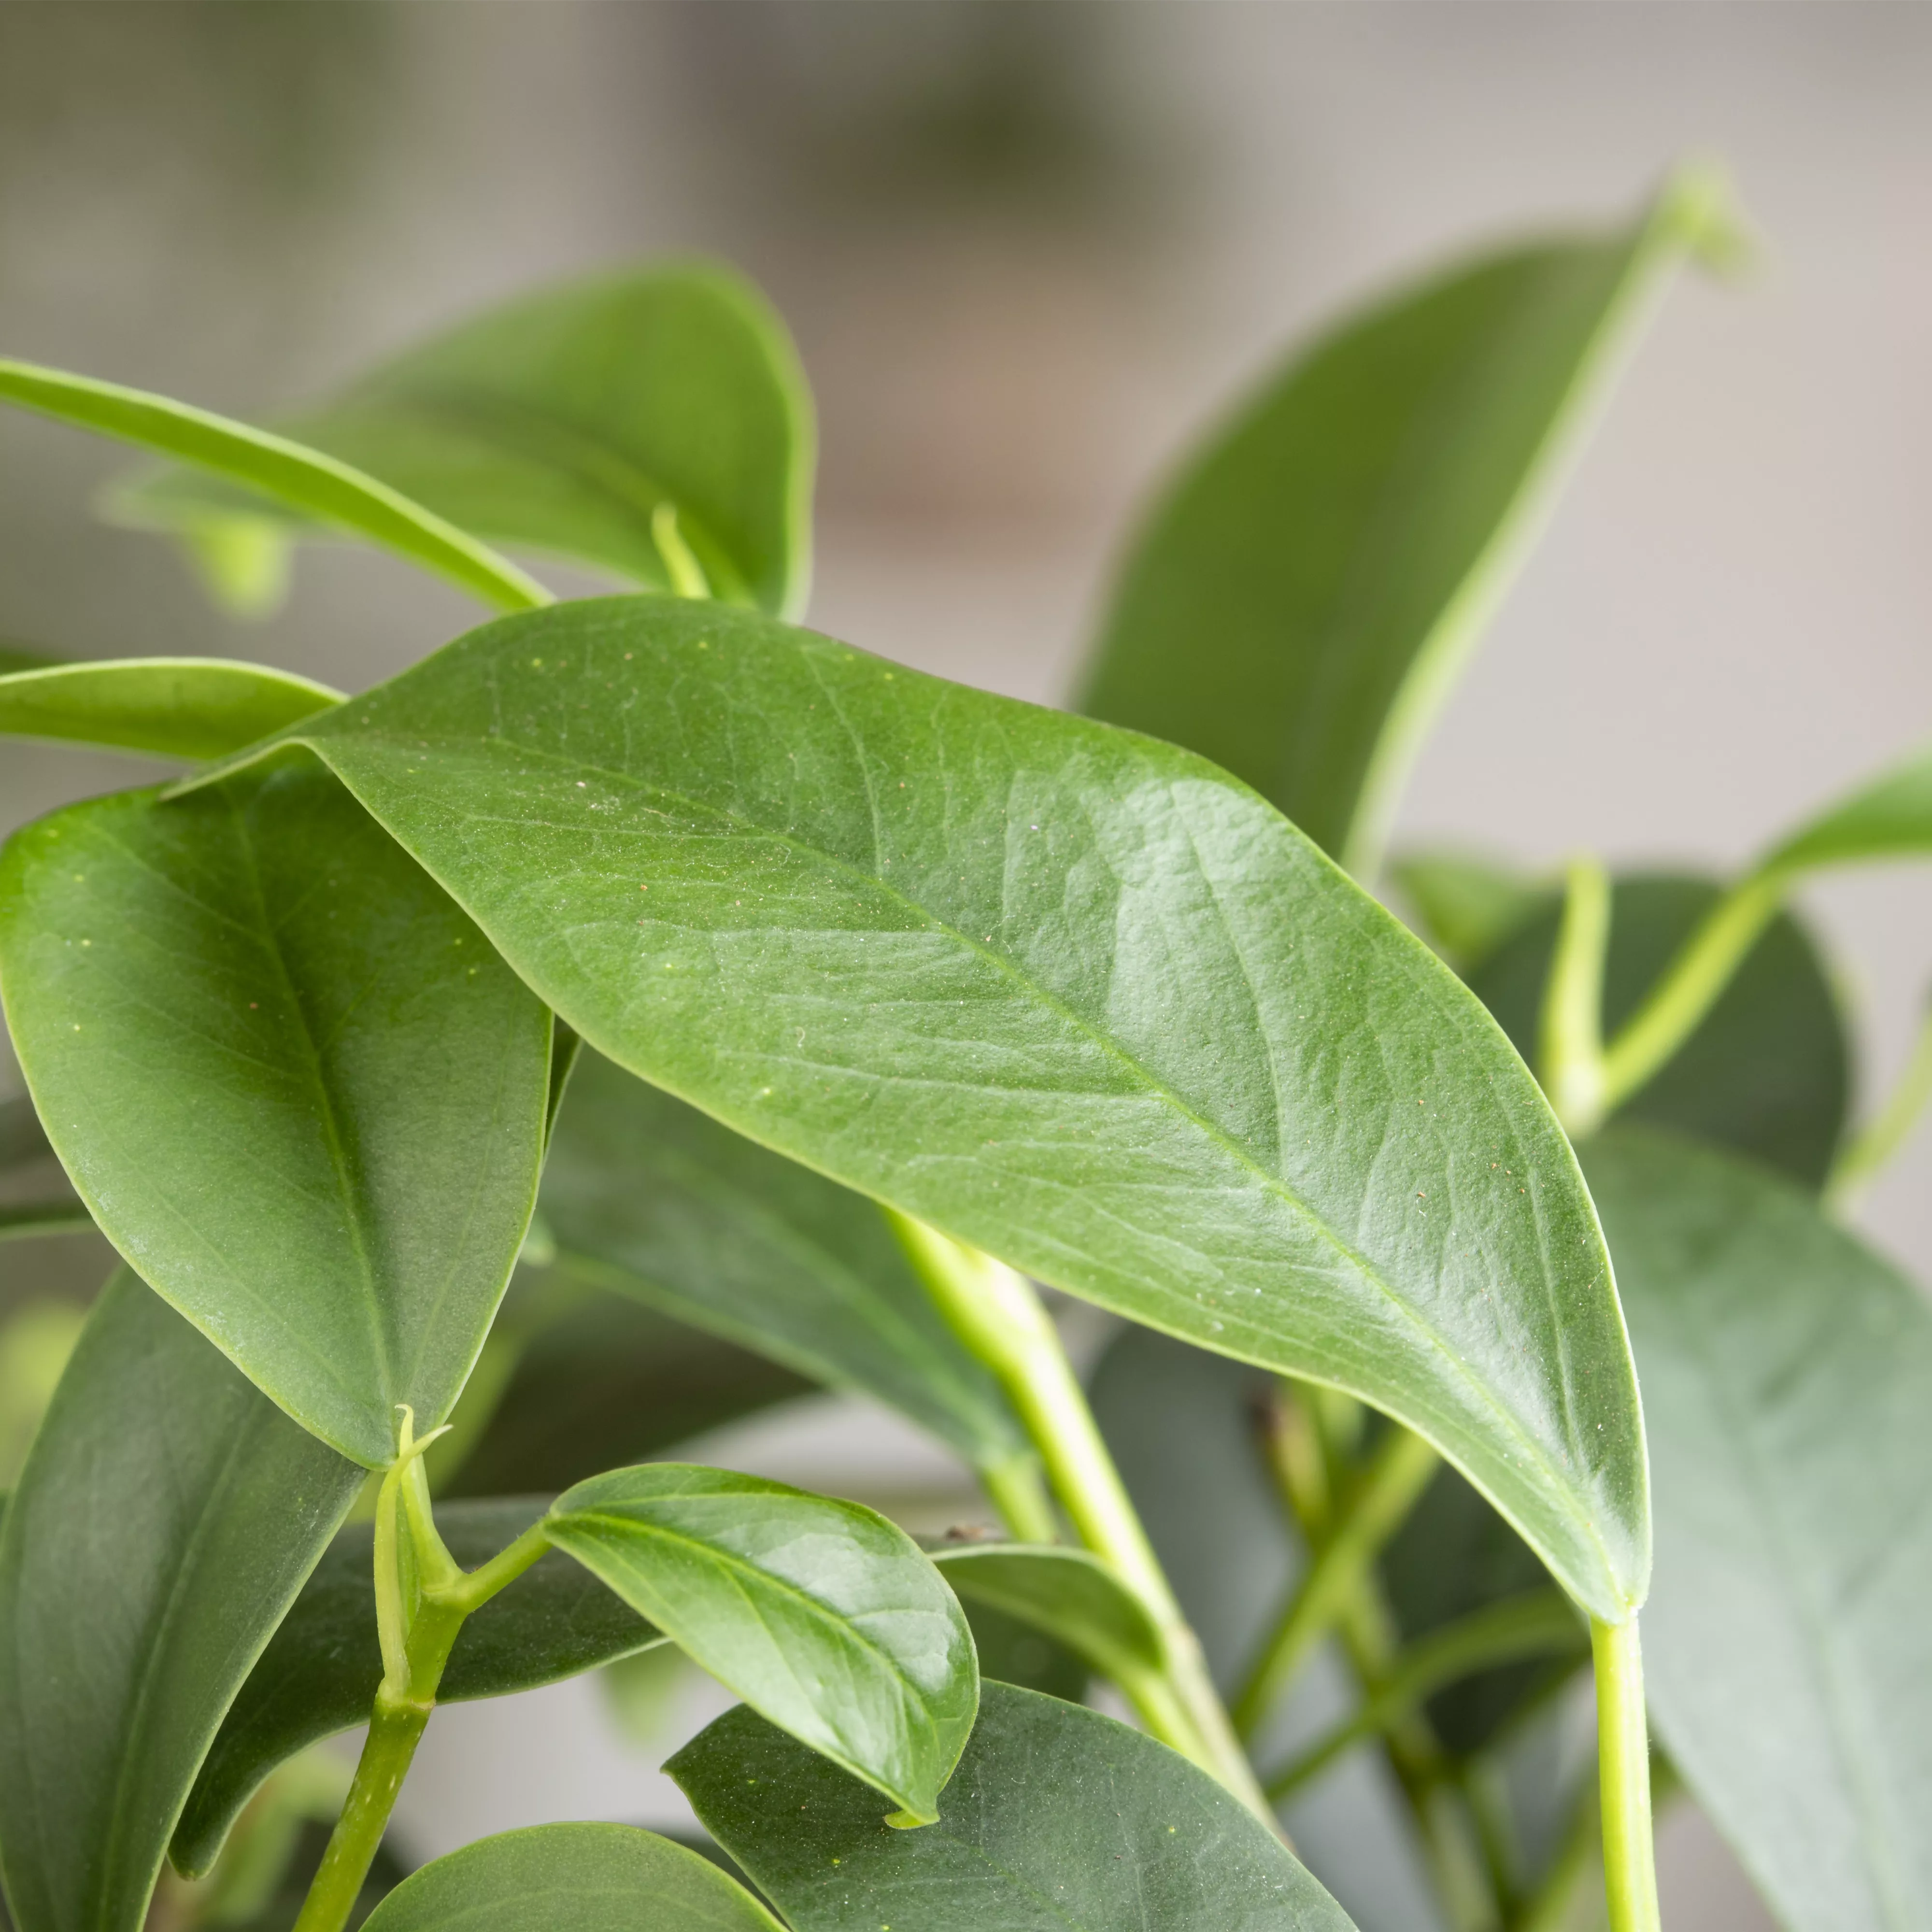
[440,1519,552,1615]
[290,1697,429,1932]
[1510,1780,1600,1932]
[978,1450,1060,1543]
[1599,872,1783,1118]
[1591,1616,1661,1932]
[1233,1422,1440,1739]
[651,503,713,599]
[1826,985,1932,1208]
[891,1212,1273,1822]
[1540,856,1612,1137]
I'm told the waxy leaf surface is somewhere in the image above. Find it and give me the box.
[548,1463,977,1823]
[1586,1129,1932,1932]
[1078,174,1720,875]
[0,758,554,1466]
[673,1680,1360,1932]
[119,263,813,618]
[208,595,1646,1621]
[174,1497,662,1877]
[0,1273,362,1932]
[359,1825,782,1932]
[543,1051,1026,1471]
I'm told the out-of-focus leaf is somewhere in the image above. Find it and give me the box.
[1077,170,1727,876]
[189,594,1648,1626]
[0,759,554,1466]
[0,1300,86,1488]
[1585,1128,1932,1932]
[115,264,813,619]
[1469,871,1849,1187]
[358,1825,782,1932]
[542,1051,1026,1473]
[0,656,339,760]
[672,1680,1361,1930]
[1390,849,1548,971]
[955,1598,1089,1705]
[172,1497,662,1879]
[0,358,548,613]
[0,1272,362,1932]
[548,1463,977,1824]
[1761,742,1932,876]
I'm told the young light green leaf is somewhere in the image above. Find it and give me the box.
[1470,872,1848,1188]
[546,1462,978,1823]
[542,1050,1028,1474]
[1761,740,1932,877]
[1391,848,1549,971]
[0,1272,363,1932]
[114,263,814,618]
[926,1540,1163,1688]
[1077,168,1728,878]
[672,1679,1360,1931]
[1584,1128,1932,1932]
[194,595,1646,1624]
[173,1497,663,1879]
[0,358,550,613]
[0,655,340,760]
[358,1825,783,1932]
[0,758,554,1466]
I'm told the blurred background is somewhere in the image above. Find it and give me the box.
[3,5,1930,1927]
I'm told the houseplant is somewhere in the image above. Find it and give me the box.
[1,161,1927,1932]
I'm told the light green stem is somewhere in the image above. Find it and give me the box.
[1591,1616,1661,1932]
[1826,986,1932,1208]
[1233,1423,1440,1738]
[979,1450,1061,1543]
[1540,855,1612,1136]
[891,1213,1273,1822]
[290,1697,430,1932]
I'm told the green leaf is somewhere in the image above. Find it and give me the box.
[0,758,554,1465]
[0,1271,362,1932]
[542,1050,1027,1472]
[358,1825,783,1932]
[1583,1127,1932,1932]
[672,1679,1360,1931]
[0,358,550,614]
[173,1497,663,1879]
[1469,871,1849,1188]
[1762,741,1932,876]
[1391,848,1548,971]
[0,655,340,760]
[546,1462,977,1823]
[1076,170,1728,877]
[926,1539,1163,1688]
[115,263,814,619]
[199,595,1646,1623]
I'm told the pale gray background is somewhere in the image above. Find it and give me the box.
[5,6,1930,1927]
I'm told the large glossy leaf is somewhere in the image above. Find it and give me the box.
[543,1051,1026,1472]
[0,758,554,1465]
[0,656,340,760]
[0,358,548,613]
[547,1462,977,1823]
[0,1272,362,1932]
[173,1497,662,1878]
[1470,871,1849,1187]
[116,264,813,619]
[1076,170,1724,876]
[1584,1128,1932,1932]
[673,1679,1359,1931]
[193,595,1646,1620]
[359,1825,782,1932]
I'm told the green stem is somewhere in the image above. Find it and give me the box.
[1233,1422,1440,1739]
[290,1696,429,1932]
[979,1450,1060,1543]
[1591,1616,1661,1932]
[1598,872,1783,1118]
[1539,855,1612,1136]
[891,1213,1273,1822]
[1826,985,1932,1208]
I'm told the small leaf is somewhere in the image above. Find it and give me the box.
[0,655,340,760]
[115,262,814,618]
[547,1462,978,1823]
[0,358,548,613]
[1391,848,1548,971]
[542,1051,1028,1473]
[1762,741,1932,876]
[671,1679,1361,1931]
[1469,871,1849,1187]
[1585,1128,1932,1932]
[0,758,554,1465]
[173,1497,662,1879]
[1077,169,1728,877]
[0,1271,363,1932]
[357,1825,784,1932]
[196,595,1647,1623]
